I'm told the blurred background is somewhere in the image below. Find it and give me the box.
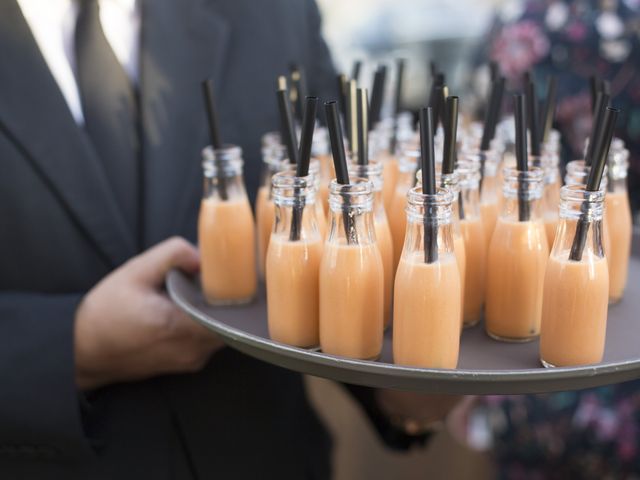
[317,0,504,113]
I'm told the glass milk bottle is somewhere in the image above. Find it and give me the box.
[485,166,549,341]
[312,126,332,212]
[416,170,467,327]
[565,160,612,274]
[319,179,384,360]
[393,186,461,368]
[199,145,257,305]
[540,151,561,247]
[348,161,394,328]
[462,148,502,248]
[256,144,326,278]
[266,172,323,347]
[256,143,286,279]
[457,160,487,327]
[540,185,609,367]
[605,147,632,303]
[388,149,420,274]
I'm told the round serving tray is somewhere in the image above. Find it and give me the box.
[168,232,640,394]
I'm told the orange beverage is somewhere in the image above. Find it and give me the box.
[462,149,501,248]
[393,187,460,368]
[266,173,323,347]
[349,161,394,327]
[565,160,613,273]
[605,148,632,303]
[320,179,384,359]
[485,166,549,341]
[388,150,420,273]
[540,185,609,367]
[256,143,326,277]
[199,146,256,305]
[457,159,486,327]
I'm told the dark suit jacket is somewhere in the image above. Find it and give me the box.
[0,0,337,478]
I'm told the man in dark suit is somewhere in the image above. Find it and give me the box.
[0,0,460,478]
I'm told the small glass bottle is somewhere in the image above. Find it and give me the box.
[256,144,326,278]
[485,166,549,341]
[540,184,609,367]
[457,160,487,327]
[312,126,332,211]
[319,179,384,360]
[564,160,612,270]
[388,149,420,274]
[393,186,461,368]
[605,147,632,303]
[199,145,257,305]
[415,170,467,327]
[256,143,287,279]
[266,171,323,348]
[463,148,502,248]
[349,160,394,328]
[539,151,561,248]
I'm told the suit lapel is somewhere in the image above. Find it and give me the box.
[138,0,230,247]
[0,1,136,268]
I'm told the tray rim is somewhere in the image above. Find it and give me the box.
[168,269,640,394]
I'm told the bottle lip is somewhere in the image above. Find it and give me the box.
[415,170,460,194]
[347,160,384,191]
[398,149,420,172]
[271,171,317,206]
[456,159,482,188]
[560,183,606,203]
[407,185,454,206]
[202,144,243,161]
[328,177,374,211]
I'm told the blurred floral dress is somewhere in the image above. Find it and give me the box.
[475,0,640,211]
[471,1,640,478]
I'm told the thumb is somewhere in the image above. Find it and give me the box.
[130,237,200,287]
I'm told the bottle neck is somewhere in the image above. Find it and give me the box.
[202,145,246,201]
[401,187,456,264]
[327,179,376,245]
[499,166,545,222]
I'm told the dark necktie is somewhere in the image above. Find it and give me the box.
[75,0,139,238]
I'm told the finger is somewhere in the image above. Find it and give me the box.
[130,237,200,287]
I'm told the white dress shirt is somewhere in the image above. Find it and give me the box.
[17,0,140,124]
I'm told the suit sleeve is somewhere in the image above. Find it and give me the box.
[303,0,337,103]
[0,292,95,460]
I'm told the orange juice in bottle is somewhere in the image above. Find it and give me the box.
[485,165,548,341]
[540,184,609,367]
[266,172,323,347]
[393,186,461,368]
[319,179,384,360]
[349,160,394,328]
[199,145,257,305]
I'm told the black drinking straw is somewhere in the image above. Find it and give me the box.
[489,61,499,82]
[336,74,348,122]
[356,88,369,166]
[589,75,600,113]
[479,77,505,191]
[526,80,541,162]
[346,79,358,157]
[325,101,354,244]
[569,107,619,261]
[419,107,438,263]
[514,94,530,222]
[585,92,610,167]
[390,58,406,154]
[601,79,611,96]
[276,88,299,166]
[442,96,463,220]
[201,78,228,200]
[289,96,319,241]
[429,61,437,78]
[351,60,362,82]
[442,97,459,176]
[290,63,308,123]
[369,66,387,130]
[539,76,557,143]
